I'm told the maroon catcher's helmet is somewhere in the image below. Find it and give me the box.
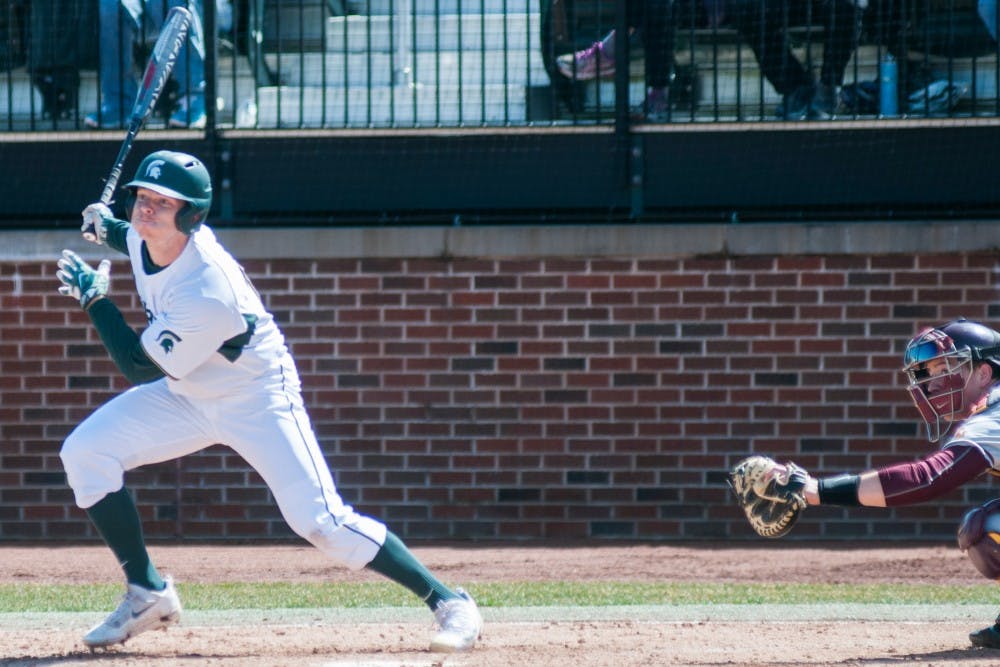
[958,499,1000,580]
[902,318,1000,442]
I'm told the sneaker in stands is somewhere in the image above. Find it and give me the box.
[83,576,182,647]
[907,80,967,116]
[556,40,616,81]
[839,80,879,115]
[642,86,671,121]
[775,83,815,121]
[169,95,206,128]
[809,83,838,119]
[84,104,128,129]
[430,588,482,653]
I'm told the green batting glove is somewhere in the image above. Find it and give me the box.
[56,249,111,311]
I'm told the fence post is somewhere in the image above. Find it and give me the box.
[204,0,218,132]
[614,0,635,216]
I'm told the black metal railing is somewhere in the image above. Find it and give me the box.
[1,0,997,131]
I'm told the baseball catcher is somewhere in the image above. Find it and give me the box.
[729,318,1000,650]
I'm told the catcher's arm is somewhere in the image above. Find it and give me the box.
[812,445,993,508]
[728,455,810,538]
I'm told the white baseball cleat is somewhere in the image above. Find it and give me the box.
[83,576,182,648]
[430,588,482,653]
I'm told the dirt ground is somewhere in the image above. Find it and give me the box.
[3,541,1000,666]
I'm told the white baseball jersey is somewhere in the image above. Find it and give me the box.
[128,225,282,398]
[948,386,1000,469]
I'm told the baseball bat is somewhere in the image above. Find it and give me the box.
[84,6,193,241]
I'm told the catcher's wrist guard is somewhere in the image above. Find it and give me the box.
[728,455,808,539]
[817,474,861,507]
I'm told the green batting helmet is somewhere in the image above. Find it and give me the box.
[124,150,212,234]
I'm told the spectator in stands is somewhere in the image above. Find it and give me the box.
[725,0,860,119]
[86,0,206,129]
[554,0,675,120]
[979,0,997,42]
[839,0,970,116]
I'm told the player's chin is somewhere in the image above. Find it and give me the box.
[132,218,165,235]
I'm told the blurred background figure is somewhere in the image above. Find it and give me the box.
[27,0,98,120]
[725,0,860,119]
[86,0,207,128]
[554,0,675,120]
[979,0,997,42]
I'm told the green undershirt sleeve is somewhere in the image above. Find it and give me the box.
[103,218,130,255]
[87,298,166,385]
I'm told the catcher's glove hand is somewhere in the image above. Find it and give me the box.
[728,455,808,539]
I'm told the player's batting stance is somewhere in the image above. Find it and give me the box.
[729,318,1000,649]
[56,150,482,652]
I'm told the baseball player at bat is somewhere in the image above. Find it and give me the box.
[58,150,482,651]
[730,318,1000,649]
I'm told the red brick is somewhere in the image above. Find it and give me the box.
[633,259,680,272]
[521,275,565,289]
[636,290,681,305]
[659,274,705,288]
[428,276,471,290]
[656,306,706,320]
[453,291,495,306]
[707,273,752,287]
[917,255,967,269]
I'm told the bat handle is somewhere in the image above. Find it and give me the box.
[84,159,126,242]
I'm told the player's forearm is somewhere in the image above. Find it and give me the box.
[87,298,165,385]
[804,471,884,507]
[103,218,130,255]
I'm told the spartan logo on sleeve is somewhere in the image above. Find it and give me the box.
[156,330,182,354]
[145,159,166,179]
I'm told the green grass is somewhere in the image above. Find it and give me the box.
[1,581,998,613]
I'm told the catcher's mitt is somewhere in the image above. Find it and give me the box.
[728,455,808,539]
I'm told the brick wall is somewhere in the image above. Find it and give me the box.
[3,224,1000,542]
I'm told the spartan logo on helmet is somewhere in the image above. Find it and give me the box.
[145,159,166,180]
[156,330,182,354]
